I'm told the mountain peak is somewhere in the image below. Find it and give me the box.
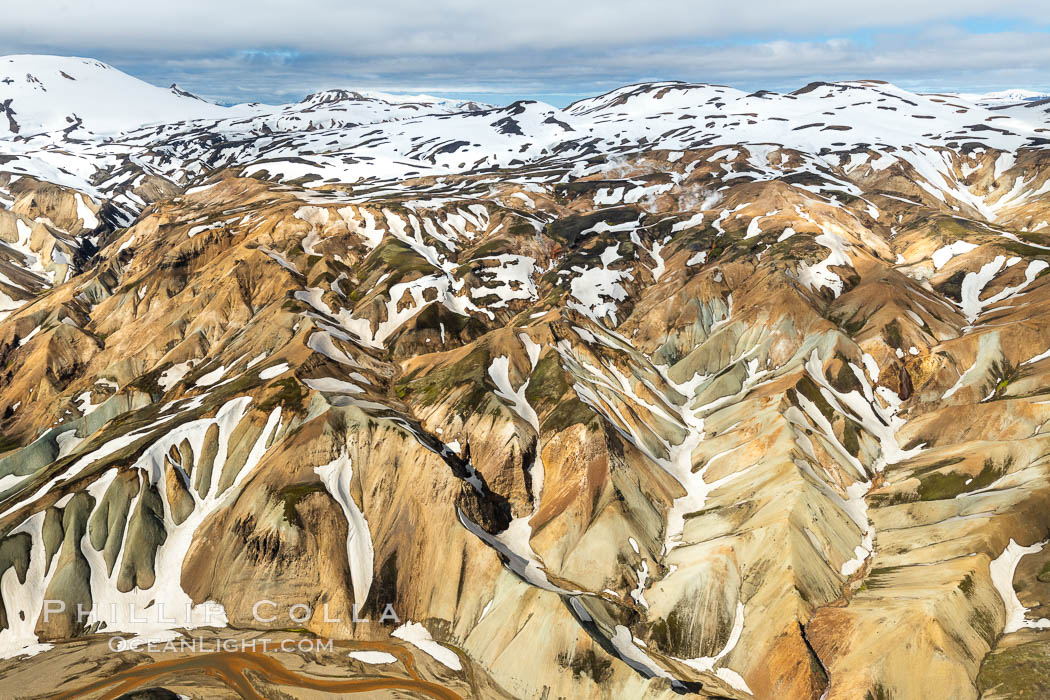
[168,83,211,103]
[0,53,230,136]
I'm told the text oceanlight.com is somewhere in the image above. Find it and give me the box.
[108,637,337,653]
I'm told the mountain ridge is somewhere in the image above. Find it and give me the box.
[5,55,1047,137]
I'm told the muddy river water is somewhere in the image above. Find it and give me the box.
[51,641,464,700]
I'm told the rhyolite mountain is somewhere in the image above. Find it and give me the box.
[1,55,1050,699]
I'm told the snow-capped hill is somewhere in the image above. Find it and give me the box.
[300,89,382,107]
[158,87,494,143]
[321,88,488,110]
[0,55,238,137]
[566,81,740,116]
[296,88,489,115]
[555,77,1044,161]
[955,88,1050,106]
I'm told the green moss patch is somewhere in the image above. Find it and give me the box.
[915,457,1009,501]
[277,482,326,528]
[0,433,22,453]
[545,208,637,248]
[524,353,570,414]
[399,344,493,410]
[540,397,599,434]
[978,638,1050,698]
[257,377,308,414]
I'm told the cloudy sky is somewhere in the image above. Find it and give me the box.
[3,1,1049,106]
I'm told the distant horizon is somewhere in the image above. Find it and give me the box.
[5,52,1048,111]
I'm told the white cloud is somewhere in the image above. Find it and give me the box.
[2,2,1048,55]
[1,2,1047,104]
